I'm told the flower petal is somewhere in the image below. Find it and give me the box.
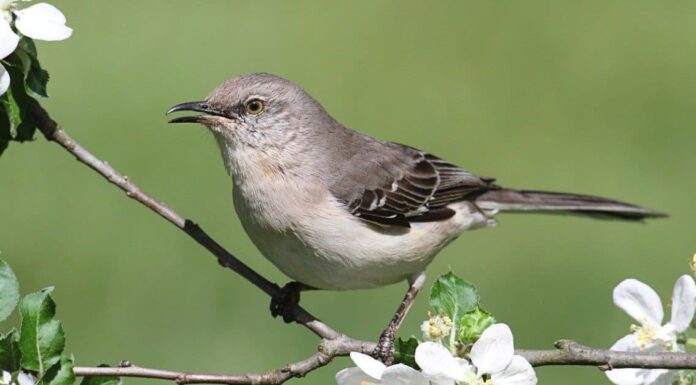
[0,64,10,96]
[16,372,35,385]
[605,336,664,385]
[15,3,72,41]
[610,334,640,352]
[336,367,380,385]
[415,341,469,382]
[653,323,677,349]
[381,364,429,385]
[644,369,672,385]
[349,352,386,380]
[491,356,537,385]
[670,275,696,332]
[0,19,19,59]
[613,279,664,327]
[470,323,514,375]
[605,368,646,385]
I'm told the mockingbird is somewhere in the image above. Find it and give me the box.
[167,72,663,362]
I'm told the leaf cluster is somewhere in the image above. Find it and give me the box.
[0,37,50,156]
[394,272,496,365]
[0,259,119,385]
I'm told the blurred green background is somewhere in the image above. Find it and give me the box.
[1,1,695,384]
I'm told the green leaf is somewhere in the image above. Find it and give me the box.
[0,259,20,322]
[4,64,37,142]
[25,59,50,100]
[429,272,479,324]
[79,365,121,385]
[0,36,49,157]
[39,355,75,385]
[13,38,49,99]
[457,307,497,346]
[0,329,21,372]
[19,287,65,374]
[393,337,419,369]
[429,273,480,351]
[3,86,22,138]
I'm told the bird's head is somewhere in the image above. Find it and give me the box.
[167,73,328,151]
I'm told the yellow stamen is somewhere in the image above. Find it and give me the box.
[630,323,656,350]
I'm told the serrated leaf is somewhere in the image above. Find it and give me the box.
[4,65,37,142]
[0,329,21,372]
[429,272,479,324]
[429,272,480,351]
[393,337,419,369]
[458,307,496,346]
[25,61,49,99]
[79,365,121,385]
[13,38,49,99]
[39,355,75,385]
[0,36,49,157]
[0,259,20,322]
[19,287,65,374]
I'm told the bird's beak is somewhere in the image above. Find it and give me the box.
[166,101,233,124]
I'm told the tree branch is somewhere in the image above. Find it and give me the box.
[522,340,696,369]
[73,337,375,385]
[71,340,696,384]
[28,100,696,384]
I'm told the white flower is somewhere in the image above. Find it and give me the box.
[415,323,537,385]
[336,351,429,385]
[1,370,36,385]
[0,0,71,95]
[606,275,696,385]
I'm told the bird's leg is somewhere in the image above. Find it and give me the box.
[270,281,315,323]
[373,271,426,365]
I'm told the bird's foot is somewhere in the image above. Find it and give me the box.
[270,281,305,323]
[373,327,395,365]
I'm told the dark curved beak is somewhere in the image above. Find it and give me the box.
[166,101,232,123]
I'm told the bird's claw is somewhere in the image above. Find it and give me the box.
[270,282,303,323]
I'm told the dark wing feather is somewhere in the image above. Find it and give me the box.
[329,141,498,227]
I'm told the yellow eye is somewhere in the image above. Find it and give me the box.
[245,99,265,115]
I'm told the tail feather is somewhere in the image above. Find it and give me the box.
[473,189,666,221]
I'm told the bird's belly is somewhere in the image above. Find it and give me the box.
[233,185,493,290]
[237,218,440,290]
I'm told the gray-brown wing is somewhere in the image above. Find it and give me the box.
[329,142,498,227]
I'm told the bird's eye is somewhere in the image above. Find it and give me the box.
[244,99,265,115]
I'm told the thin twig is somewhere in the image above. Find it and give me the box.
[28,101,696,384]
[73,337,374,385]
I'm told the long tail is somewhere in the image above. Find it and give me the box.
[473,189,666,221]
